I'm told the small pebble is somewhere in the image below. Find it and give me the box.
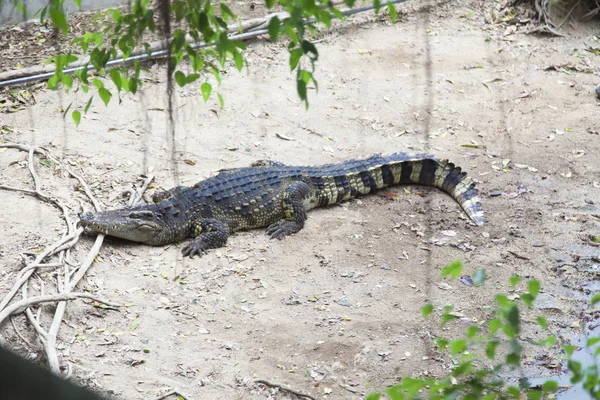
[489,190,503,197]
[532,242,545,247]
[596,86,600,99]
[460,275,474,286]
[585,199,594,205]
[335,298,352,307]
[380,264,391,270]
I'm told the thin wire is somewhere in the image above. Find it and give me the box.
[0,0,409,88]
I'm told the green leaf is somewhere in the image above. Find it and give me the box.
[568,359,583,383]
[537,316,547,330]
[509,275,521,287]
[84,96,94,113]
[62,102,72,120]
[331,8,345,20]
[466,325,478,338]
[61,74,73,91]
[587,337,600,347]
[365,393,380,400]
[521,293,534,309]
[265,0,275,8]
[297,78,307,104]
[472,269,486,285]
[441,260,463,279]
[387,2,398,23]
[48,74,59,90]
[187,74,200,84]
[441,313,458,326]
[49,6,69,34]
[542,380,558,393]
[219,3,236,22]
[201,82,212,102]
[564,344,577,357]
[506,306,520,335]
[110,69,122,91]
[233,51,244,72]
[320,10,331,28]
[129,78,138,94]
[301,40,318,60]
[489,318,501,334]
[175,71,186,87]
[506,352,520,366]
[290,48,303,71]
[452,361,472,376]
[591,293,600,305]
[528,390,542,400]
[93,78,104,89]
[435,338,448,350]
[496,294,511,309]
[449,339,466,355]
[73,0,81,8]
[486,340,498,359]
[267,16,280,41]
[98,87,112,106]
[421,304,433,317]
[528,279,540,297]
[72,110,81,126]
[507,386,520,397]
[217,93,224,109]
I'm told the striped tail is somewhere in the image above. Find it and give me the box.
[308,153,485,226]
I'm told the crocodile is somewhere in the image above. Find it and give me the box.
[79,153,484,257]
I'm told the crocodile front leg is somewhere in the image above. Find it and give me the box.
[182,219,230,258]
[266,181,313,239]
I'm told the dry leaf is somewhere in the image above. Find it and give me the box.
[275,132,294,141]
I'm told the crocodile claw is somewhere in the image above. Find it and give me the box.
[182,241,208,258]
[266,221,302,240]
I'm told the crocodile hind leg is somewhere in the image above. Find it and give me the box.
[182,219,231,258]
[266,181,313,239]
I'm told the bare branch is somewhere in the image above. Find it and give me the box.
[0,293,119,328]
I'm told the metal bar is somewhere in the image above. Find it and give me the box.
[0,0,407,88]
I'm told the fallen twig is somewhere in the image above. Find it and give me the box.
[151,389,193,400]
[254,379,316,400]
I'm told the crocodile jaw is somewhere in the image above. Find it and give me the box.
[79,207,166,244]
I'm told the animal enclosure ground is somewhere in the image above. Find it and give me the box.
[1,1,600,399]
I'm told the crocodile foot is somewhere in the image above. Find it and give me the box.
[182,241,210,258]
[266,220,303,239]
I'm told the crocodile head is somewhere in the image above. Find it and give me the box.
[79,204,179,245]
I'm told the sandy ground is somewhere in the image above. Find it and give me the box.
[1,1,600,399]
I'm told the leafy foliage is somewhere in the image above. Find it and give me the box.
[6,0,400,124]
[369,261,600,399]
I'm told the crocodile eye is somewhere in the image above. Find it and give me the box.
[128,211,155,220]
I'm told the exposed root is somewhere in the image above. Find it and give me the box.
[0,142,142,375]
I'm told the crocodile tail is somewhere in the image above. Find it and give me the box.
[378,154,485,226]
[307,153,484,226]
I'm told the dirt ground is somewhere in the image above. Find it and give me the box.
[1,0,600,399]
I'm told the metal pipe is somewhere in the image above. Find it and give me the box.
[0,0,407,88]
